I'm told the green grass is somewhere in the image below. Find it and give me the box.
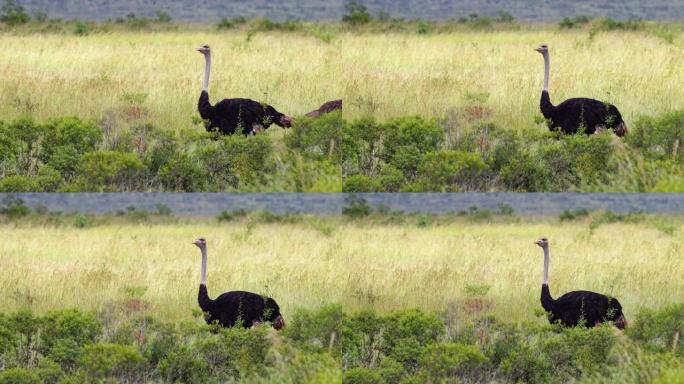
[1,24,682,133]
[1,213,682,324]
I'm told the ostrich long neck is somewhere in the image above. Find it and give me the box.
[542,52,550,92]
[202,52,212,92]
[200,246,208,285]
[540,244,555,311]
[542,245,550,285]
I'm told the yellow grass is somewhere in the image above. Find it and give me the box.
[1,29,683,133]
[1,219,682,324]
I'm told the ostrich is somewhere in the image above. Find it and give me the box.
[193,237,285,329]
[197,44,293,136]
[535,237,627,329]
[536,44,628,137]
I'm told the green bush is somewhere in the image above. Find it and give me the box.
[35,166,63,192]
[158,346,209,383]
[75,151,144,191]
[420,342,486,379]
[286,112,344,162]
[0,175,39,192]
[629,303,684,356]
[159,154,207,191]
[34,359,63,384]
[0,0,30,25]
[0,368,40,384]
[344,367,382,384]
[381,116,443,164]
[217,16,247,30]
[342,194,373,218]
[77,343,145,380]
[0,195,31,217]
[343,174,381,192]
[629,110,684,163]
[342,1,372,25]
[417,150,488,191]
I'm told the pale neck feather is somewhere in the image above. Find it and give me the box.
[542,52,550,93]
[542,245,550,285]
[200,247,208,285]
[202,53,212,92]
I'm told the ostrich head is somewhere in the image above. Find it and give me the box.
[535,44,549,55]
[534,237,549,248]
[193,237,207,250]
[264,298,286,330]
[197,44,211,55]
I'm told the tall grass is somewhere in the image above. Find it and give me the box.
[0,217,681,324]
[1,28,682,133]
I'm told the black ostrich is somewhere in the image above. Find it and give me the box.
[193,237,285,329]
[536,44,628,137]
[535,237,627,329]
[197,44,293,136]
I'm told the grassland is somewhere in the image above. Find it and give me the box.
[1,25,683,134]
[1,215,682,324]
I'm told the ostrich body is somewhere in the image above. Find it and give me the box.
[535,237,626,329]
[194,238,285,329]
[536,45,628,137]
[197,44,293,136]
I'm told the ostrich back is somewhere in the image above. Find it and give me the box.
[549,290,624,327]
[203,290,282,328]
[198,91,287,135]
[541,91,625,135]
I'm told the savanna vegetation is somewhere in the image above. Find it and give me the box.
[0,204,683,383]
[1,8,684,191]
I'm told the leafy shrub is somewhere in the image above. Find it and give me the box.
[285,305,345,354]
[35,358,63,384]
[77,343,145,380]
[500,151,550,191]
[629,303,684,356]
[158,346,209,383]
[343,1,372,25]
[75,151,144,191]
[0,175,38,192]
[159,154,207,191]
[0,368,40,384]
[40,309,102,363]
[0,195,30,217]
[420,342,486,379]
[417,150,488,191]
[559,15,591,29]
[0,0,30,25]
[286,112,343,162]
[155,10,172,23]
[342,194,373,218]
[629,110,684,163]
[35,166,63,192]
[343,174,380,192]
[217,16,247,30]
[559,208,591,221]
[377,357,405,383]
[381,116,443,165]
[344,367,382,384]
